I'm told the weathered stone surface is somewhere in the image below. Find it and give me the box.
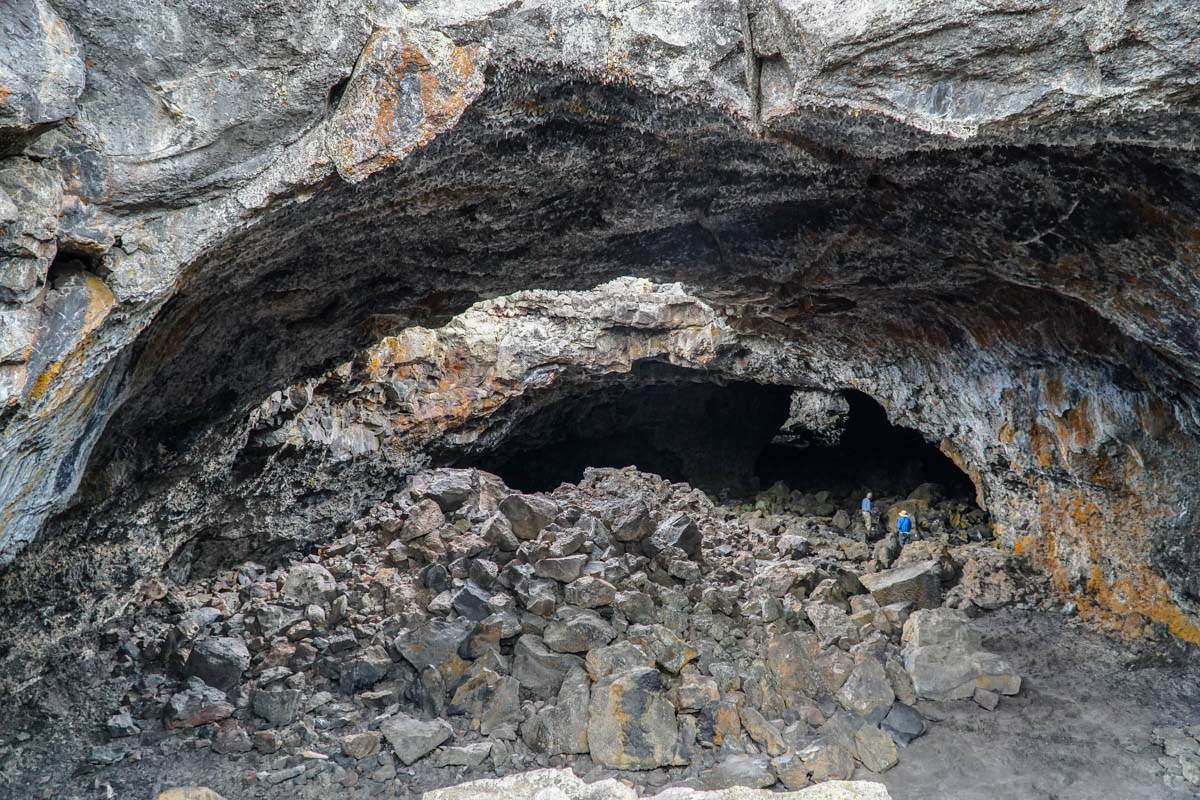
[281,564,337,606]
[513,634,585,700]
[500,494,558,540]
[836,660,895,722]
[645,513,703,560]
[859,561,942,611]
[854,725,899,773]
[251,689,303,727]
[902,609,1021,701]
[184,637,249,692]
[379,712,453,766]
[523,665,590,755]
[588,667,685,770]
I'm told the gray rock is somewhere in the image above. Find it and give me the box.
[281,564,338,606]
[854,724,899,773]
[251,688,303,727]
[448,667,522,736]
[164,678,234,729]
[512,634,586,700]
[399,499,446,543]
[500,494,559,540]
[432,742,493,767]
[379,712,453,765]
[644,513,703,560]
[703,755,776,790]
[902,609,1021,701]
[859,561,941,610]
[836,660,895,723]
[523,665,591,755]
[105,711,140,738]
[564,576,617,607]
[880,703,926,746]
[452,580,494,621]
[184,636,250,692]
[543,606,617,653]
[585,641,657,680]
[588,667,685,770]
[409,469,477,512]
[533,554,589,583]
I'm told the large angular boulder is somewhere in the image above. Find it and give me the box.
[380,712,453,765]
[859,560,941,610]
[588,667,686,770]
[500,494,558,540]
[409,469,477,512]
[644,513,703,559]
[522,665,590,755]
[281,564,337,605]
[184,637,250,692]
[836,659,894,722]
[901,609,1021,700]
[544,606,616,653]
[765,631,824,702]
[513,634,585,699]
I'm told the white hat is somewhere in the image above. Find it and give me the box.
[899,510,909,516]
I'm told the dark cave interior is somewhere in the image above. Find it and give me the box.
[463,370,979,505]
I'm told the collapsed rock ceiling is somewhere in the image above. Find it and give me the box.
[2,0,1200,693]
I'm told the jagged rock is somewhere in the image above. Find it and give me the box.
[341,732,382,760]
[564,576,617,607]
[184,636,250,692]
[880,703,926,746]
[645,513,703,560]
[409,469,477,512]
[766,632,824,702]
[513,634,585,699]
[626,624,697,674]
[588,667,685,770]
[379,712,453,765]
[586,641,657,680]
[533,554,589,583]
[800,739,857,782]
[164,678,234,729]
[807,603,860,644]
[544,606,617,653]
[281,564,337,606]
[105,711,140,738]
[859,561,942,610]
[432,742,493,767]
[614,590,658,624]
[211,720,253,755]
[448,668,522,736]
[853,725,899,773]
[836,660,895,722]
[523,665,590,755]
[704,754,776,790]
[739,706,787,756]
[609,501,655,543]
[398,499,447,543]
[902,609,1021,701]
[451,581,494,621]
[500,494,559,540]
[394,619,472,685]
[251,689,303,727]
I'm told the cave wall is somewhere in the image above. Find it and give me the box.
[1,0,1200,688]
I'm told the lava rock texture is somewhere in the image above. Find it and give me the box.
[1,0,1200,710]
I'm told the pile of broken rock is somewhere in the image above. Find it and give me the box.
[84,467,1027,796]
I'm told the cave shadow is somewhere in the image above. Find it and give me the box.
[456,369,980,507]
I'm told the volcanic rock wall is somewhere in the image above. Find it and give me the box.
[1,0,1200,687]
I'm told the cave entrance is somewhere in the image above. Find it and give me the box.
[756,388,979,505]
[458,368,981,513]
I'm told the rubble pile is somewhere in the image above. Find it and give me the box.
[76,467,1036,796]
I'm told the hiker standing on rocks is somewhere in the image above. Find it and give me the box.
[897,509,913,546]
[860,492,874,533]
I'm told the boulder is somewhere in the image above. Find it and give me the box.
[513,634,586,699]
[609,500,654,542]
[766,631,824,701]
[500,494,558,540]
[901,609,1021,701]
[588,667,686,770]
[185,636,250,692]
[341,732,382,760]
[399,499,447,542]
[523,665,591,754]
[703,754,776,790]
[432,742,493,767]
[394,619,472,684]
[564,576,617,607]
[853,725,898,773]
[422,769,636,800]
[164,679,234,729]
[379,712,453,765]
[858,561,941,610]
[251,688,303,727]
[543,606,616,653]
[586,641,656,680]
[281,564,338,605]
[880,703,926,746]
[836,660,894,722]
[409,469,477,512]
[644,513,703,560]
[533,554,589,583]
[448,668,521,736]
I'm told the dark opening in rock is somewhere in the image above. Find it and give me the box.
[756,389,978,503]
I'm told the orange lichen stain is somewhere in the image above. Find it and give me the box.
[28,360,63,402]
[0,86,10,104]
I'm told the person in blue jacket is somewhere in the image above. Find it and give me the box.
[860,492,874,532]
[897,509,913,546]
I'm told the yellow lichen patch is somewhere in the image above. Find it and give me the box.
[28,360,63,403]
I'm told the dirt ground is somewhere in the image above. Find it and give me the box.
[873,607,1200,800]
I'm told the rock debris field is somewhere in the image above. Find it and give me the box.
[1,467,1196,799]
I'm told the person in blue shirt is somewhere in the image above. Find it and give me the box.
[897,509,913,546]
[860,492,874,532]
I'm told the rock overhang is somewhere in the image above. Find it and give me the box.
[0,0,1198,675]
